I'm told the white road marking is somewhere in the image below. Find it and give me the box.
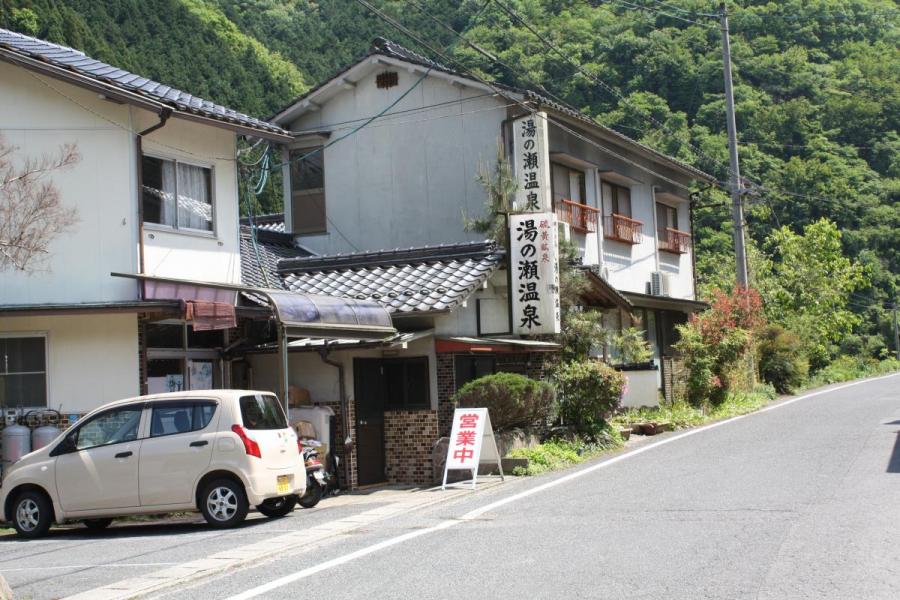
[2,562,177,572]
[226,372,900,600]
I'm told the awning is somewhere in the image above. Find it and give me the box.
[620,290,709,313]
[112,273,396,341]
[436,336,560,354]
[581,270,633,312]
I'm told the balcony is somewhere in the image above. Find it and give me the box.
[604,214,643,244]
[657,227,692,254]
[557,199,600,233]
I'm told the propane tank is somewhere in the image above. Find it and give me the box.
[2,421,32,472]
[32,410,62,451]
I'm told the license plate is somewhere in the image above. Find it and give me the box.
[276,475,290,494]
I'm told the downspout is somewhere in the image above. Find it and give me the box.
[689,197,698,300]
[135,108,173,295]
[319,347,352,490]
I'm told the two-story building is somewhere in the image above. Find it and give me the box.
[0,28,396,434]
[234,38,713,486]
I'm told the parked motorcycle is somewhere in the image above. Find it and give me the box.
[298,441,327,508]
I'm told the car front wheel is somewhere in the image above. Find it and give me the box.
[12,491,53,539]
[256,495,297,518]
[200,478,249,528]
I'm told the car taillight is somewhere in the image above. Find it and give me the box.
[231,424,261,458]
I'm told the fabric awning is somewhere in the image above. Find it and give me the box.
[112,273,397,341]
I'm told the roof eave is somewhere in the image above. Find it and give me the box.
[0,49,291,142]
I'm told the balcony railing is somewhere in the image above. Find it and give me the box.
[657,227,692,254]
[604,214,643,244]
[557,199,600,233]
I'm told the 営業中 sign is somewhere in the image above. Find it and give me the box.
[442,407,503,490]
[509,212,561,335]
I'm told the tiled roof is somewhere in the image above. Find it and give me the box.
[279,241,504,315]
[275,37,713,182]
[239,226,309,290]
[240,213,286,234]
[0,28,289,139]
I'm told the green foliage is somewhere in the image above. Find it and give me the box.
[466,142,516,245]
[454,372,556,431]
[558,308,608,363]
[554,360,625,434]
[507,424,623,476]
[613,386,777,431]
[806,356,900,388]
[758,325,809,393]
[611,327,653,365]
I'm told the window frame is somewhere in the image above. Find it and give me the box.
[656,202,679,231]
[54,403,146,454]
[141,153,217,237]
[382,356,430,411]
[0,332,49,409]
[148,400,218,439]
[288,146,327,234]
[602,181,632,218]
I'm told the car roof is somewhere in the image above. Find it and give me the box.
[86,390,278,412]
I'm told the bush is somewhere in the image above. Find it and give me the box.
[611,327,653,365]
[758,325,809,393]
[507,425,624,475]
[554,360,625,435]
[454,372,555,431]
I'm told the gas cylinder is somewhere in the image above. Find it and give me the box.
[2,422,32,471]
[32,422,61,450]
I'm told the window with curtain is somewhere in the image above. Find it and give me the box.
[142,156,213,232]
[289,147,326,234]
[0,335,47,408]
[601,181,632,217]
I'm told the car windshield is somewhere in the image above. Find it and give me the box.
[239,394,287,430]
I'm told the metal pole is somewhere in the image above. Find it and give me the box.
[719,2,748,288]
[277,324,290,416]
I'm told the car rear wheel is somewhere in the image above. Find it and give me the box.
[83,518,114,531]
[256,495,297,518]
[12,491,53,539]
[200,478,248,528]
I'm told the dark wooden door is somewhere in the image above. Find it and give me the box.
[353,358,386,485]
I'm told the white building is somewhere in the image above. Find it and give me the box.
[235,39,714,486]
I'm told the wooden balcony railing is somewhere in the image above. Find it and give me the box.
[557,199,600,233]
[604,214,643,244]
[657,227,692,254]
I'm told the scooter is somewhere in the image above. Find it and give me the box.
[298,441,327,508]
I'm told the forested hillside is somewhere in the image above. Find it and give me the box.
[2,0,897,353]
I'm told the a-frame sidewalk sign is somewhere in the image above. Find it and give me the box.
[441,407,504,490]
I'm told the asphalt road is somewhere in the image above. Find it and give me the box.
[3,373,900,599]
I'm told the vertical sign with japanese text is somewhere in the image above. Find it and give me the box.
[512,112,551,213]
[442,407,503,490]
[510,212,561,335]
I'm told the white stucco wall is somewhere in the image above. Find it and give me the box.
[244,336,439,412]
[286,69,508,255]
[0,61,243,307]
[0,62,137,304]
[0,313,139,413]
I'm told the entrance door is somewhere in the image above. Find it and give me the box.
[353,359,386,485]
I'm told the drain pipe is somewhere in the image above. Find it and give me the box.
[135,108,173,293]
[318,347,352,490]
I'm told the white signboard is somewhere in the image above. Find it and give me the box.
[442,408,503,490]
[512,112,551,212]
[510,213,561,335]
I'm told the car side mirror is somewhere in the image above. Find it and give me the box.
[50,434,77,457]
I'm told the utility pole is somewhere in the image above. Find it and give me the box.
[719,2,749,288]
[893,302,900,360]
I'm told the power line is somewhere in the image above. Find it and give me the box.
[604,0,715,27]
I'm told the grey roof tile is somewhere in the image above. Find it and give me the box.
[239,226,310,290]
[279,241,504,315]
[0,27,288,138]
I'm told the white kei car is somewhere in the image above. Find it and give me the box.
[0,390,306,538]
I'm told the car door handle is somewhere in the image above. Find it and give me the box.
[115,451,133,459]
[189,440,209,447]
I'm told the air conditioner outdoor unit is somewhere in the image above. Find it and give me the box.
[650,271,670,297]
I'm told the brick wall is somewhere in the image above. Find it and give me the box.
[436,353,455,437]
[138,317,148,396]
[383,410,439,485]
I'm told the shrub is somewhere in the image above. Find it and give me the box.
[611,327,653,365]
[675,321,750,405]
[454,372,555,431]
[758,325,809,393]
[554,360,625,435]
